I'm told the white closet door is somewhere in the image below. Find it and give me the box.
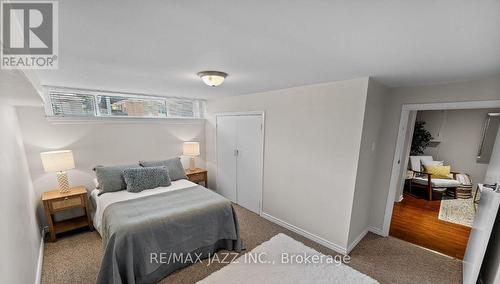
[216,116,238,203]
[236,115,263,214]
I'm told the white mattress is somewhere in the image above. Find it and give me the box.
[91,179,198,234]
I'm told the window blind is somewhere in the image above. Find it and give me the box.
[48,90,203,119]
[96,95,167,118]
[50,93,95,117]
[166,99,199,118]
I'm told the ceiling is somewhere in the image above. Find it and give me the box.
[0,70,43,106]
[32,0,500,99]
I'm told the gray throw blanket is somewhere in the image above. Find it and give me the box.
[97,185,243,284]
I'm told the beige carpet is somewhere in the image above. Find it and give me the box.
[438,197,475,227]
[42,205,462,284]
[198,233,378,283]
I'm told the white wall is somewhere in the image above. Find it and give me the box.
[16,106,206,224]
[417,109,499,188]
[480,211,500,284]
[206,77,370,250]
[347,79,388,246]
[394,111,417,201]
[0,105,41,284]
[369,75,500,230]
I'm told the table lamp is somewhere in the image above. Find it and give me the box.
[40,150,75,193]
[183,142,200,170]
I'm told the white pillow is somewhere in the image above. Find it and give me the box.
[409,156,434,172]
[421,160,444,170]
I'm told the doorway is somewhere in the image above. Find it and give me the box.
[382,101,500,260]
[383,100,500,235]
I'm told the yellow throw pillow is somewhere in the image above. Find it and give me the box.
[425,165,452,179]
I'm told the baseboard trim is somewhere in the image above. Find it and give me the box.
[35,228,46,284]
[346,229,369,254]
[345,225,388,253]
[260,212,348,255]
[368,226,385,236]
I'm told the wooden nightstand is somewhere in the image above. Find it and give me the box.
[185,168,208,187]
[42,186,93,242]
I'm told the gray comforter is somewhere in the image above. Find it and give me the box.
[96,185,243,284]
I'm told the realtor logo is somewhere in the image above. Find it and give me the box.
[1,1,58,69]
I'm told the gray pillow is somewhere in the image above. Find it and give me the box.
[94,163,139,195]
[139,157,187,181]
[123,166,171,193]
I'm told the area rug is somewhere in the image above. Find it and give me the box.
[438,198,475,227]
[198,233,378,284]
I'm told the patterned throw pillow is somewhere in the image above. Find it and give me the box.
[123,166,171,193]
[424,165,452,179]
[455,173,472,186]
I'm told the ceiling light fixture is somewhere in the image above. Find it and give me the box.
[197,71,228,87]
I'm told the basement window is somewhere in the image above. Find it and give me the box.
[96,95,167,118]
[50,93,95,117]
[46,88,204,119]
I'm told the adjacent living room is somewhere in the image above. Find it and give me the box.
[390,108,500,259]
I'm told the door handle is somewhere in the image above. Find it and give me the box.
[234,149,239,156]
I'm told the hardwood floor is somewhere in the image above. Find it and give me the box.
[389,193,471,259]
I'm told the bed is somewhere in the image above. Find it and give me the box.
[90,179,242,284]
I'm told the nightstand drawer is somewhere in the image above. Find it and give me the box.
[51,196,82,211]
[188,172,205,182]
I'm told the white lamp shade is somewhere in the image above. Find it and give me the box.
[183,142,200,156]
[40,150,75,172]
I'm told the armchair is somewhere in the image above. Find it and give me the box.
[408,156,461,200]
